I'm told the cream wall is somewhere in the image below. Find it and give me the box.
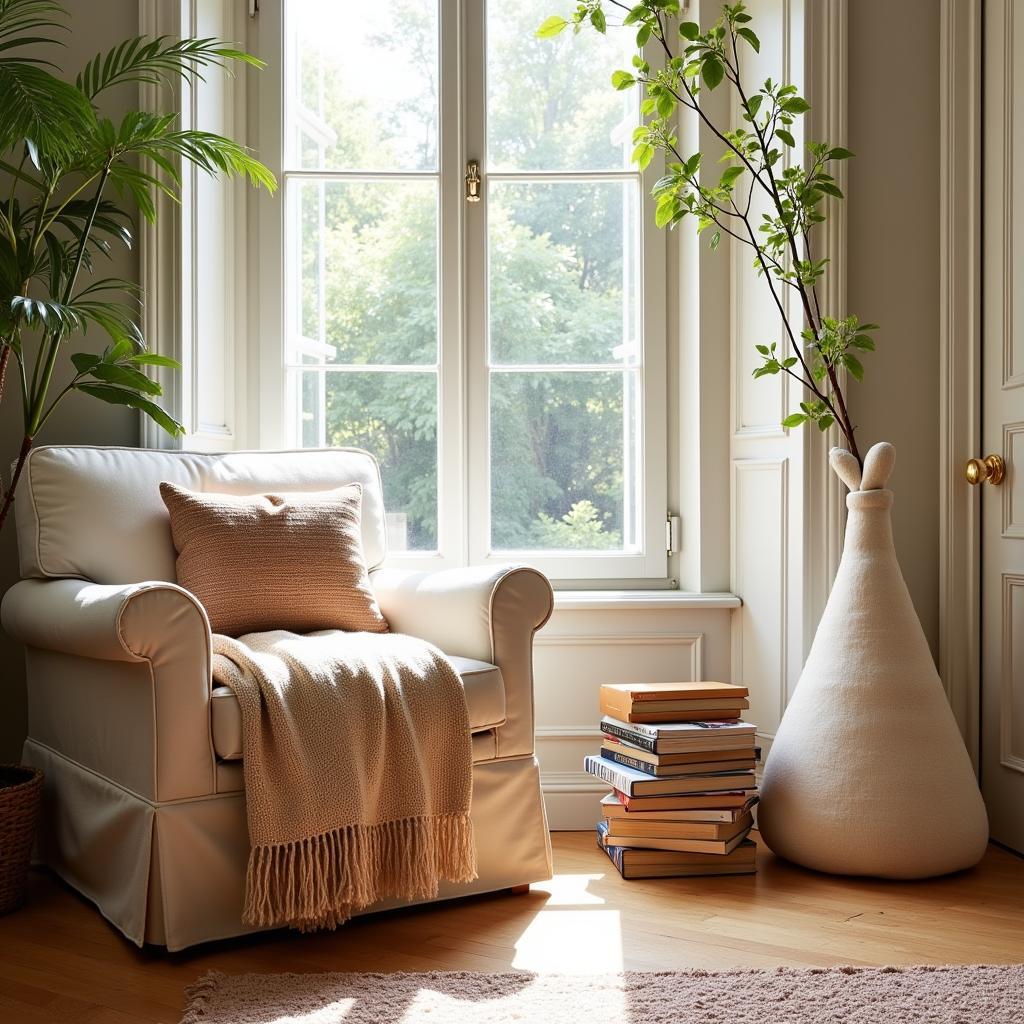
[0,0,140,760]
[0,0,946,763]
[846,0,941,657]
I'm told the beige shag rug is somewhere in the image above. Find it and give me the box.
[181,965,1024,1023]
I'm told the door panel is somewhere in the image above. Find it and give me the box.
[982,0,1024,853]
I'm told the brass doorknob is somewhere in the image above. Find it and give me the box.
[965,454,1006,485]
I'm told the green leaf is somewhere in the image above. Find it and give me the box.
[817,415,835,431]
[535,15,568,38]
[850,334,876,351]
[702,56,724,90]
[71,352,102,374]
[655,198,678,228]
[745,94,762,119]
[736,27,760,52]
[827,146,854,160]
[631,142,655,169]
[590,8,606,33]
[720,165,744,188]
[816,180,844,199]
[776,128,796,148]
[611,69,635,91]
[781,96,811,114]
[656,90,674,117]
[76,383,184,437]
[842,353,864,381]
[782,413,808,428]
[128,352,182,368]
[679,21,701,40]
[89,362,163,395]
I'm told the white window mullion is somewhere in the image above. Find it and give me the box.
[435,0,468,570]
[463,0,490,571]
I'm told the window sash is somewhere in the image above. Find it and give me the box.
[253,0,668,581]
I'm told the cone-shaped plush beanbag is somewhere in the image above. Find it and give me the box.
[758,442,989,878]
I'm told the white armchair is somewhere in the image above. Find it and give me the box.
[2,445,554,950]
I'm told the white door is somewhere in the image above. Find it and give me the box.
[981,0,1024,854]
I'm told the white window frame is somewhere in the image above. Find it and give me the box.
[241,0,669,581]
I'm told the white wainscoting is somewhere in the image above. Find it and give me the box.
[535,596,737,829]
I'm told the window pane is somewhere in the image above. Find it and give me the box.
[490,371,639,551]
[488,180,640,366]
[291,180,438,365]
[295,370,439,552]
[287,0,438,172]
[486,0,636,172]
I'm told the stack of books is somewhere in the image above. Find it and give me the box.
[587,682,759,879]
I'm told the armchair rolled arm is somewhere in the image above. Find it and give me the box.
[370,564,552,664]
[3,578,211,663]
[372,564,553,757]
[4,578,216,801]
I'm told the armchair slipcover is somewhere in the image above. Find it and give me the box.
[2,445,554,950]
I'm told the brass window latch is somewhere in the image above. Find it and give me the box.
[465,160,481,203]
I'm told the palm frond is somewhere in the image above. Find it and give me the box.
[0,0,68,53]
[0,60,94,158]
[75,382,183,436]
[0,1,95,156]
[77,35,264,100]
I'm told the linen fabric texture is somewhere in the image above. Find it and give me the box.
[159,481,388,637]
[212,628,478,931]
[758,442,989,878]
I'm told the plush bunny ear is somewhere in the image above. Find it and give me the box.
[860,441,896,491]
[830,447,862,491]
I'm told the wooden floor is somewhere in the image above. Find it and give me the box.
[2,831,1024,1023]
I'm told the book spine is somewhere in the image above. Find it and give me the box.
[595,822,626,875]
[603,750,659,776]
[585,755,640,795]
[600,720,656,753]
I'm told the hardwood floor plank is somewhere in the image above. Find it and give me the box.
[0,831,1021,1024]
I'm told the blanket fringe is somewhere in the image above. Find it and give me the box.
[243,812,477,931]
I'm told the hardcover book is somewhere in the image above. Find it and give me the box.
[602,811,754,842]
[585,754,755,798]
[600,681,750,701]
[599,825,752,856]
[600,682,749,724]
[614,788,758,811]
[596,822,757,879]
[601,716,757,754]
[600,737,759,767]
[601,745,756,777]
[600,791,759,822]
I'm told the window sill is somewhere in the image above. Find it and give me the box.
[551,590,741,611]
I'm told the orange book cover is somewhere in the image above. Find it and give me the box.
[602,681,749,702]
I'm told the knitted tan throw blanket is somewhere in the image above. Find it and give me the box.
[211,630,477,932]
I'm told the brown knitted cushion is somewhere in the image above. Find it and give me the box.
[159,481,388,637]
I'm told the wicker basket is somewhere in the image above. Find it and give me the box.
[0,764,43,915]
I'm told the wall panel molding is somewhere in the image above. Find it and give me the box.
[938,0,982,765]
[1001,574,1024,774]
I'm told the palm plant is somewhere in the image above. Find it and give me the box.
[0,0,276,529]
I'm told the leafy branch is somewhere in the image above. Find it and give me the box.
[539,0,877,465]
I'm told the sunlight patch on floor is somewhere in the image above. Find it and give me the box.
[535,872,608,906]
[511,908,624,973]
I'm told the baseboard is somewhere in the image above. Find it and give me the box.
[541,771,607,831]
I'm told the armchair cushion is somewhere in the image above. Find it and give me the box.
[210,654,505,760]
[159,481,387,636]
